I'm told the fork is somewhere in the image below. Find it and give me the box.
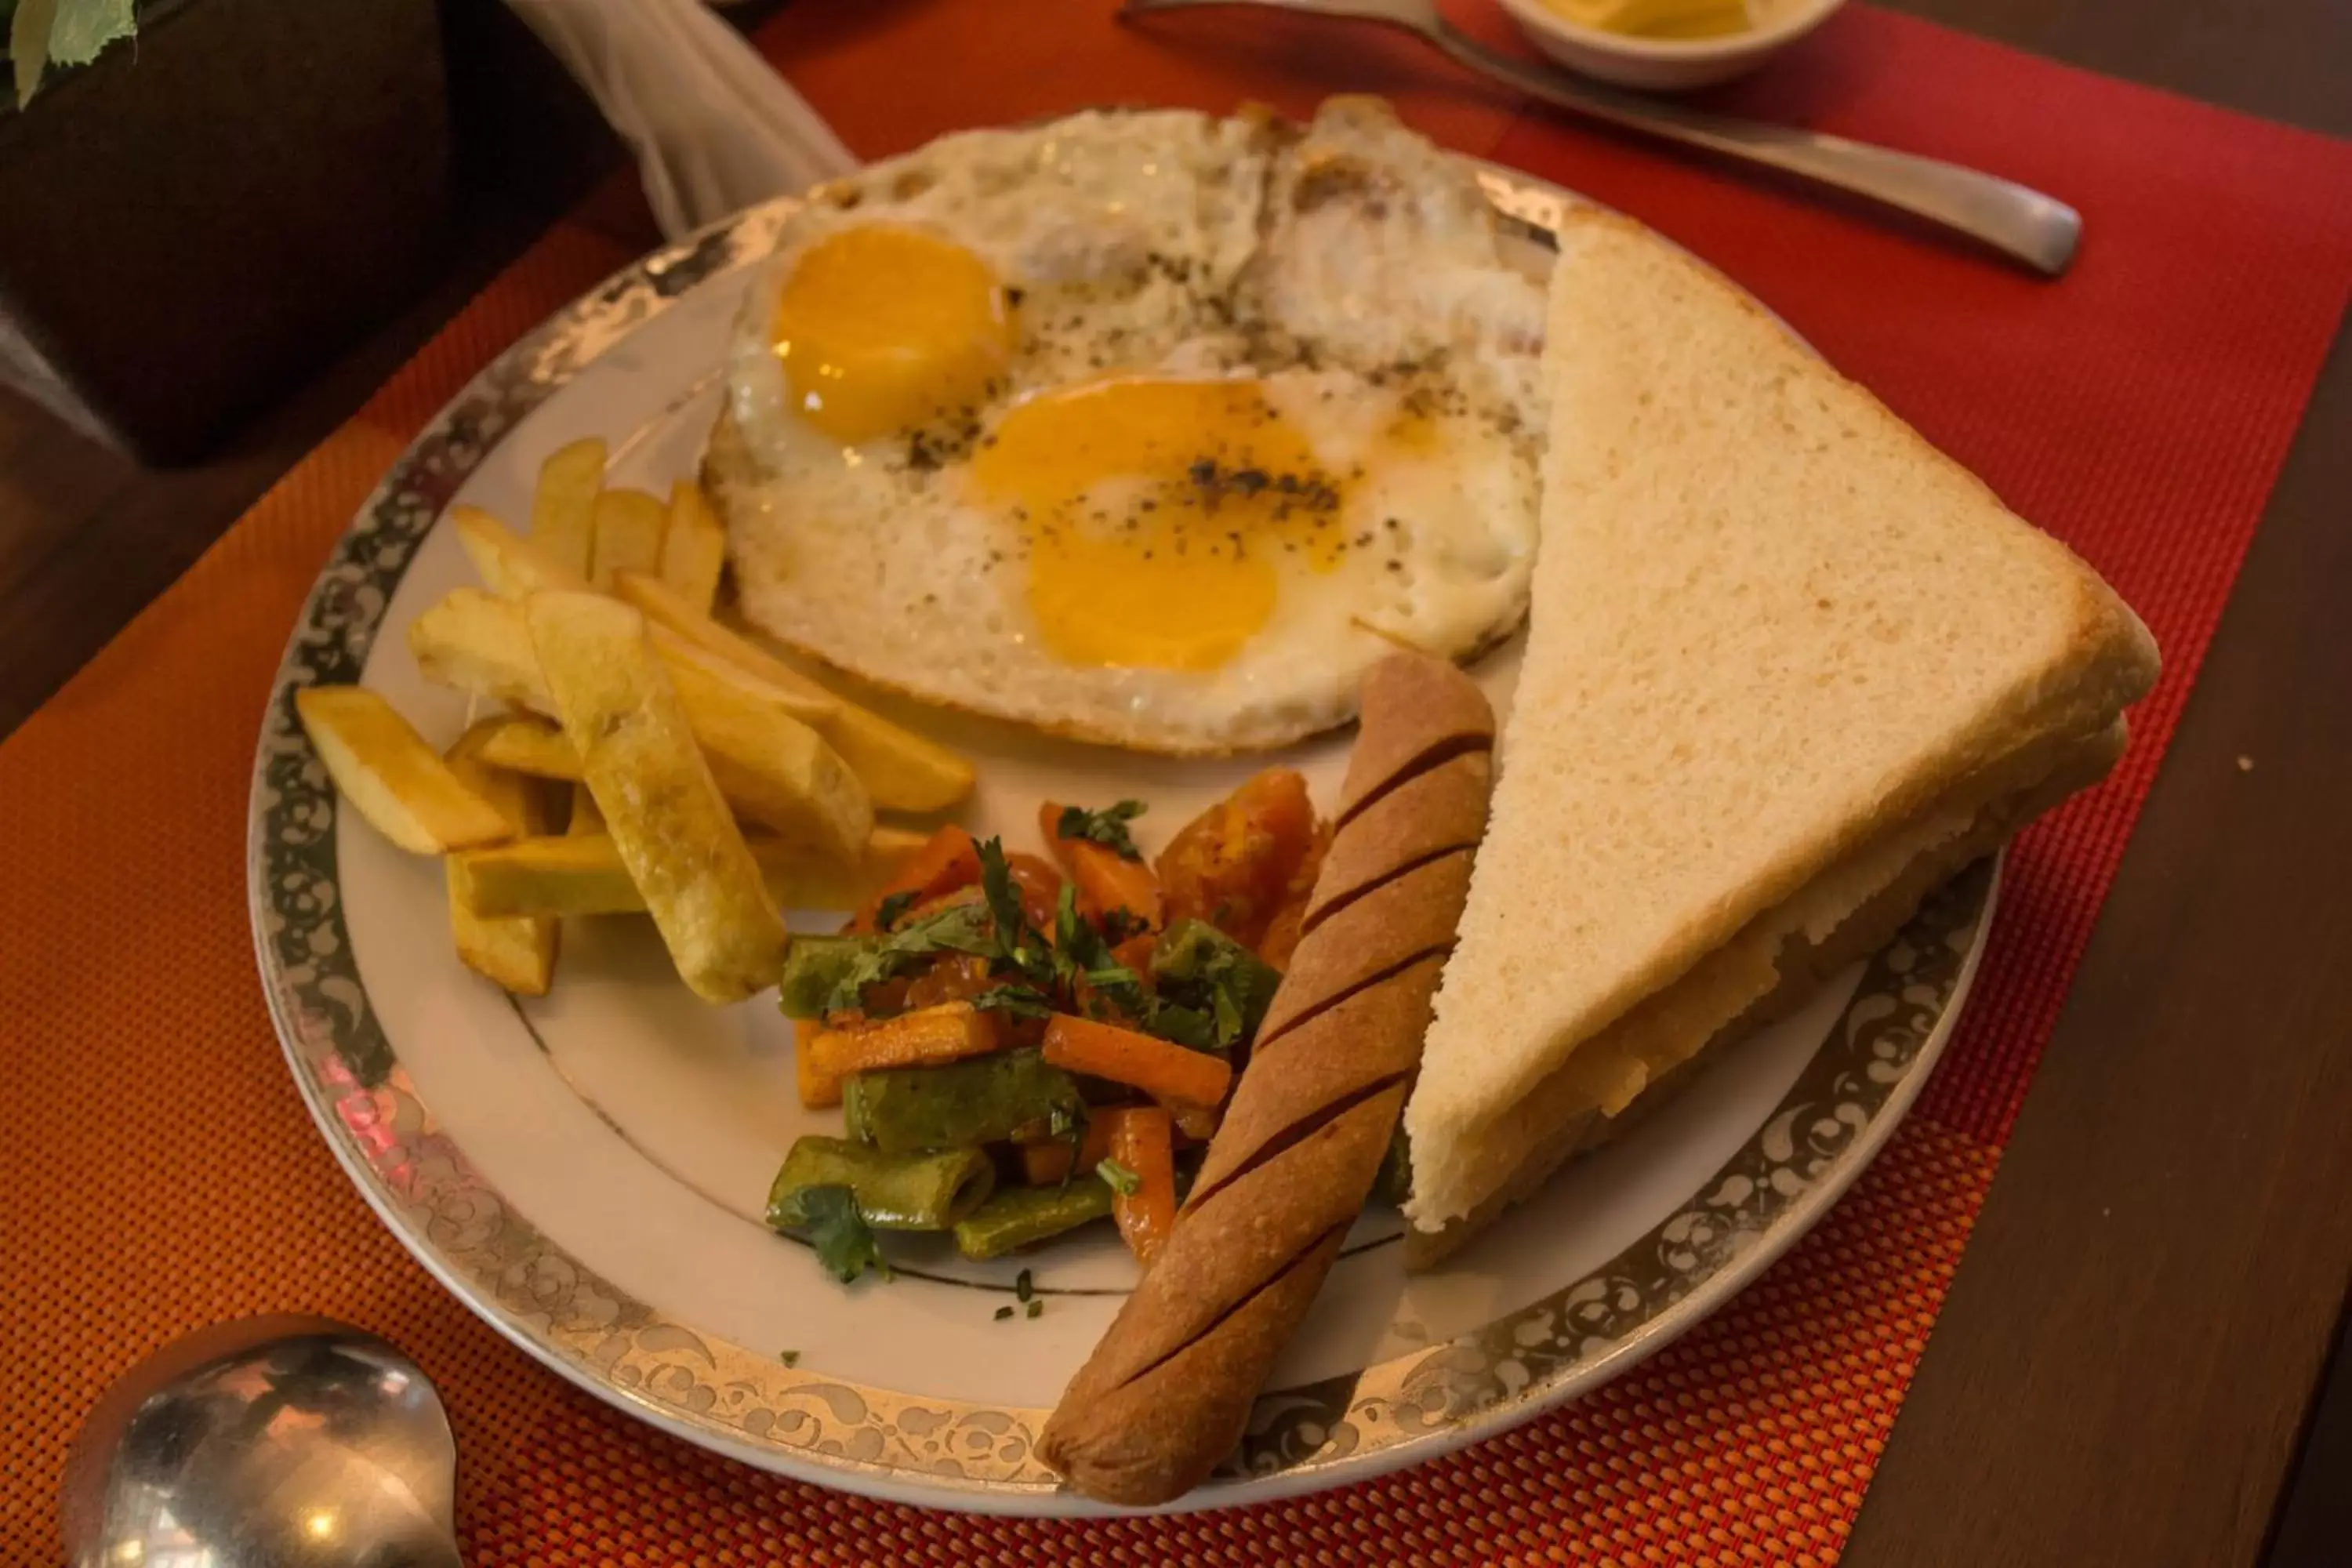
[1120,0,2082,275]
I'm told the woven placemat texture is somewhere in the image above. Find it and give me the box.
[7,5,2352,1562]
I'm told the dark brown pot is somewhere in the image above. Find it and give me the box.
[0,0,453,463]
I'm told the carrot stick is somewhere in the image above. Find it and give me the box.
[794,1018,841,1109]
[1155,1094,1220,1145]
[813,1001,1002,1078]
[1042,1015,1232,1109]
[1020,1117,1116,1185]
[1042,800,1163,928]
[1072,842,1163,928]
[1102,1106,1177,1265]
[849,824,981,932]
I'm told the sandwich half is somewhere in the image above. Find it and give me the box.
[1401,210,2161,1260]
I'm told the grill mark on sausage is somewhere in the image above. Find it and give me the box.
[1180,1072,1410,1220]
[1335,731,1493,832]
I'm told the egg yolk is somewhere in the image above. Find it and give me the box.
[769,225,1017,445]
[971,379,1351,672]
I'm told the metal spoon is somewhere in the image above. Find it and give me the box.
[60,1315,462,1568]
[1120,0,2083,275]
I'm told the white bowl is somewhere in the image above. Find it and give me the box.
[1493,0,1849,92]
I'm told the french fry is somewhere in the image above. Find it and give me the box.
[660,479,728,612]
[452,504,590,597]
[523,590,786,1004]
[613,571,975,813]
[452,825,927,920]
[408,588,855,860]
[471,712,601,849]
[412,587,828,724]
[565,786,603,837]
[530,437,604,579]
[590,487,668,586]
[652,633,871,860]
[411,588,833,722]
[444,721,559,995]
[408,588,550,713]
[294,685,514,855]
[468,713,580,781]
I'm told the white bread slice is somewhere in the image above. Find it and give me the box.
[1402,210,2160,1236]
[1405,713,2123,1265]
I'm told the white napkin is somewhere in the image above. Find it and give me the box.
[506,0,859,239]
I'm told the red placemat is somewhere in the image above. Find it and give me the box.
[6,5,2351,1563]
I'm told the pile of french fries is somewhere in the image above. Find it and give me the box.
[294,437,976,1004]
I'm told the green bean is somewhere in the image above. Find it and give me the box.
[953,1180,1115,1260]
[776,935,872,1019]
[843,1047,1084,1156]
[766,1138,996,1231]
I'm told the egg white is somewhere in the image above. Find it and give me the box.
[708,101,1548,754]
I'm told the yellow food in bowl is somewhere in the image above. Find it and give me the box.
[1543,0,1749,38]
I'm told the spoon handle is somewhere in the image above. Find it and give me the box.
[1426,21,2081,275]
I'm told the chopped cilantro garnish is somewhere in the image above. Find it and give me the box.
[777,1350,800,1367]
[1096,1158,1142,1196]
[817,902,994,1015]
[976,837,1057,988]
[1151,919,1282,1051]
[1097,907,1152,946]
[1054,800,1147,861]
[1014,1268,1035,1302]
[994,1305,1015,1322]
[971,984,1055,1020]
[794,1185,890,1284]
[1025,1300,1044,1319]
[872,889,920,931]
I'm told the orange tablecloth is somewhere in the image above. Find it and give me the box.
[8,4,2352,1562]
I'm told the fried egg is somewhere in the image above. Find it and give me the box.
[708,100,1548,753]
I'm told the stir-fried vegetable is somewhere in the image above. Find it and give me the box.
[1150,920,1283,1051]
[1155,768,1316,949]
[768,1138,998,1232]
[1051,799,1146,859]
[1042,800,1164,928]
[1042,1014,1233,1110]
[793,1018,841,1109]
[773,775,1332,1291]
[1101,1106,1177,1265]
[812,1000,1004,1077]
[850,823,982,933]
[1020,1117,1116,1185]
[774,1185,888,1283]
[953,1180,1116,1260]
[844,1045,1087,1154]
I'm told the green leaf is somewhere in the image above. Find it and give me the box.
[45,0,132,67]
[11,0,56,107]
[1054,800,1147,861]
[1150,919,1282,1051]
[975,837,1054,986]
[794,1185,890,1284]
[971,984,1054,1020]
[1095,1158,1142,1196]
[818,902,995,1015]
[871,889,920,932]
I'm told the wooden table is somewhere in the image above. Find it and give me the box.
[2,2,2343,1563]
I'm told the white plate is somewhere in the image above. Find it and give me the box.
[248,165,1994,1515]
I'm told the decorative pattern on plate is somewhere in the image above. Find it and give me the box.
[247,172,1993,1506]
